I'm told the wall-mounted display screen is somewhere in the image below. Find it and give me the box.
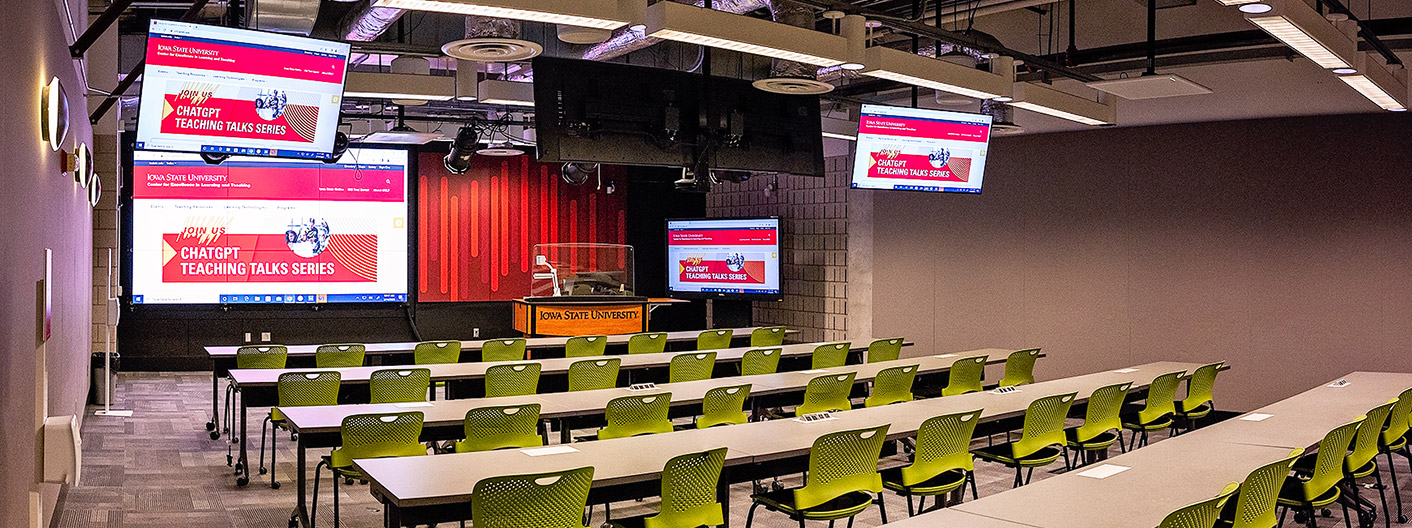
[135,20,350,160]
[666,218,781,300]
[129,148,409,304]
[850,104,993,193]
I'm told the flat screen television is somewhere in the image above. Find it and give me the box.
[128,147,410,305]
[135,20,351,160]
[850,104,993,193]
[666,217,781,300]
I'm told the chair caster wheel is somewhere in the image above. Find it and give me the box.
[1322,508,1332,518]
[226,455,233,466]
[291,433,299,441]
[271,482,280,490]
[236,476,249,487]
[206,421,216,431]
[259,467,268,475]
[1398,516,1408,523]
[210,431,220,440]
[345,478,354,485]
[288,518,298,528]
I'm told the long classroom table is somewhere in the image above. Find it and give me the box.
[889,371,1412,528]
[352,361,1210,528]
[203,326,797,438]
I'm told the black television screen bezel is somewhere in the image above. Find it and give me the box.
[663,216,783,302]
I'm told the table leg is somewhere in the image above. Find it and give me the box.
[237,394,250,486]
[384,499,401,528]
[559,418,572,445]
[292,433,309,527]
[719,466,732,528]
[208,365,220,439]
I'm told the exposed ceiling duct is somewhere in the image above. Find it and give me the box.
[247,0,319,35]
[582,0,771,61]
[338,2,408,41]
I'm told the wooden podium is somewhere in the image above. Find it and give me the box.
[513,296,652,337]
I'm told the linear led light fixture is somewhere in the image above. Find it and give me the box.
[859,46,1013,101]
[344,71,455,101]
[477,79,534,107]
[645,0,850,67]
[1244,0,1358,70]
[1009,82,1116,126]
[1338,53,1409,111]
[371,0,638,29]
[1215,0,1262,5]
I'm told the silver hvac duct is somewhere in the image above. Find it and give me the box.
[465,15,521,39]
[248,0,319,35]
[339,2,407,41]
[766,0,814,78]
[582,0,771,61]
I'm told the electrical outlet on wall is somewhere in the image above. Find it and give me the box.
[244,332,251,343]
[260,332,271,342]
[473,328,480,338]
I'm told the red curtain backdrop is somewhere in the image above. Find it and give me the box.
[417,151,628,302]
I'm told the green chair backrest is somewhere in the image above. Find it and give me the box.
[472,466,595,528]
[1383,387,1412,447]
[1349,401,1396,474]
[1180,362,1223,411]
[276,371,341,408]
[750,327,787,347]
[865,338,904,363]
[698,384,751,428]
[901,410,983,486]
[485,363,541,398]
[330,411,427,469]
[669,352,716,383]
[315,343,366,368]
[236,345,288,369]
[628,332,669,355]
[1013,392,1078,459]
[457,404,543,452]
[797,372,857,415]
[1226,449,1302,528]
[1299,419,1365,500]
[741,348,782,376]
[414,340,462,365]
[1156,482,1240,528]
[369,368,431,404]
[998,348,1041,387]
[599,393,674,440]
[567,358,620,392]
[1073,382,1132,443]
[864,364,917,408]
[941,355,988,397]
[697,329,734,351]
[795,424,890,511]
[646,448,728,528]
[481,338,527,362]
[565,335,607,358]
[1136,371,1186,424]
[811,342,851,369]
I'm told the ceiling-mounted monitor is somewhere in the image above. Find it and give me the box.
[135,20,351,160]
[850,104,993,193]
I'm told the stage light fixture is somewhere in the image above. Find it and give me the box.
[444,126,477,174]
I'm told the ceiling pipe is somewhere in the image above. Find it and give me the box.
[768,0,818,77]
[339,2,407,42]
[583,0,771,61]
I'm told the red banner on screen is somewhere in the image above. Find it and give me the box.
[866,151,972,182]
[668,229,778,246]
[147,36,346,84]
[161,94,319,143]
[859,115,990,143]
[678,259,767,284]
[133,163,405,202]
[161,232,377,283]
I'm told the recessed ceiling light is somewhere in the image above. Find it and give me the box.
[1332,67,1357,74]
[1238,3,1272,13]
[839,62,865,71]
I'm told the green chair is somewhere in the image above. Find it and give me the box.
[456,404,544,452]
[746,425,890,528]
[796,373,857,415]
[697,329,734,351]
[697,384,751,428]
[1215,449,1303,528]
[1121,370,1186,448]
[481,338,527,362]
[1378,388,1412,524]
[598,393,674,440]
[609,448,728,528]
[997,348,1041,387]
[1065,382,1133,466]
[368,368,431,404]
[811,342,851,369]
[1292,401,1397,528]
[315,344,365,368]
[669,352,716,383]
[414,339,462,364]
[258,371,340,489]
[485,363,541,398]
[741,348,782,376]
[224,345,287,451]
[1175,362,1223,432]
[472,467,595,528]
[1277,419,1364,528]
[568,358,620,392]
[866,338,905,363]
[566,335,608,358]
[1158,483,1240,528]
[882,409,983,516]
[941,355,988,397]
[627,332,668,355]
[312,411,427,528]
[750,327,787,347]
[864,364,918,408]
[973,392,1077,487]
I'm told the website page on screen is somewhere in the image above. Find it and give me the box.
[135,20,350,160]
[130,149,409,304]
[667,219,780,296]
[851,104,993,193]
